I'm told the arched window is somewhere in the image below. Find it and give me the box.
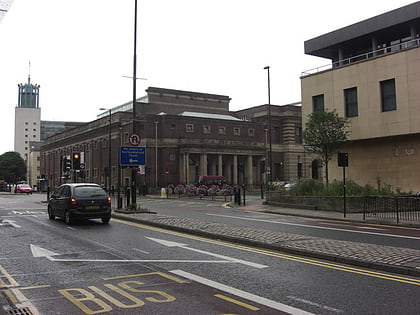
[311,160,320,179]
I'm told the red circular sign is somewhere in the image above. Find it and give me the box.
[129,133,141,146]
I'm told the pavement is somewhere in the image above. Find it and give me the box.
[112,193,420,278]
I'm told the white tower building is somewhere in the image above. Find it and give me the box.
[14,74,41,161]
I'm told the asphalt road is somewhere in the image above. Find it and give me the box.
[130,197,420,250]
[1,193,420,314]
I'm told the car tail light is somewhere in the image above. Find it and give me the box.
[70,197,77,208]
[107,197,111,207]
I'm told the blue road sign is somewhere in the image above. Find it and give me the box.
[120,146,146,166]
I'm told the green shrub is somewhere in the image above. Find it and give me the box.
[284,179,410,196]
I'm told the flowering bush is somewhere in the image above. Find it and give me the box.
[196,185,208,196]
[168,183,235,199]
[207,185,219,196]
[184,184,197,196]
[220,185,234,196]
[173,184,185,195]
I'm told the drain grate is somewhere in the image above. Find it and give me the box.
[8,307,34,315]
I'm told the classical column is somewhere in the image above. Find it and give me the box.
[218,154,223,176]
[184,152,189,184]
[233,155,238,185]
[247,155,253,186]
[200,153,207,177]
[179,152,185,184]
[225,156,232,183]
[210,155,217,175]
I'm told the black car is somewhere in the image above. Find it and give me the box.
[48,183,111,224]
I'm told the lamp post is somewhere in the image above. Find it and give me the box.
[131,0,138,205]
[263,66,273,185]
[154,121,159,188]
[99,108,112,194]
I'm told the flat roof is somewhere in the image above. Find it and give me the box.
[305,2,420,59]
[179,111,242,121]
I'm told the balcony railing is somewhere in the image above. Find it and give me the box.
[301,37,420,77]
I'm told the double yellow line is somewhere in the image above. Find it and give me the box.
[115,218,420,286]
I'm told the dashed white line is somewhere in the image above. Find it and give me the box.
[287,295,343,313]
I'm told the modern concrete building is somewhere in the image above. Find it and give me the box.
[40,87,306,191]
[301,2,420,192]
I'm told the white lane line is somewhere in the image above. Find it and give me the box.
[170,269,314,315]
[132,248,150,254]
[49,258,234,263]
[315,221,386,230]
[147,237,267,269]
[206,213,420,240]
[287,295,343,313]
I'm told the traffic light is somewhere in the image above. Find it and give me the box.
[64,157,71,172]
[72,152,81,170]
[338,152,349,167]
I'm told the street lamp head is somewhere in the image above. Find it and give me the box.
[264,66,270,70]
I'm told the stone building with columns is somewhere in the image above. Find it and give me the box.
[40,87,307,191]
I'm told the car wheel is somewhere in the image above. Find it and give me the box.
[64,210,73,225]
[47,206,55,220]
[101,216,111,224]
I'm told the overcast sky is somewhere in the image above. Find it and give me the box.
[0,0,416,155]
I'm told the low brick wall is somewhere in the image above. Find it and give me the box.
[266,192,364,213]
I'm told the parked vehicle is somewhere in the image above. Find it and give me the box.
[16,184,33,194]
[47,183,111,225]
[284,182,297,191]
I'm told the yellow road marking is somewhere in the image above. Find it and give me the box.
[215,294,260,311]
[114,218,420,286]
[0,264,19,288]
[103,271,186,283]
[20,285,51,290]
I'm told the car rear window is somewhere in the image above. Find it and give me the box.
[74,186,107,198]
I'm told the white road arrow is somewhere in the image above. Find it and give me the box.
[0,219,21,228]
[146,237,267,269]
[30,241,267,269]
[30,244,59,258]
[29,244,238,264]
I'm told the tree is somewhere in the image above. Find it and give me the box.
[303,109,350,185]
[0,152,26,183]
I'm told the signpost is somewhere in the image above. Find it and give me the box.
[120,146,146,166]
[338,152,349,218]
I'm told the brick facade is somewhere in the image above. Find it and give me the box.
[40,87,307,191]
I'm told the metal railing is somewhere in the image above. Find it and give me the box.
[363,196,420,223]
[302,37,420,77]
